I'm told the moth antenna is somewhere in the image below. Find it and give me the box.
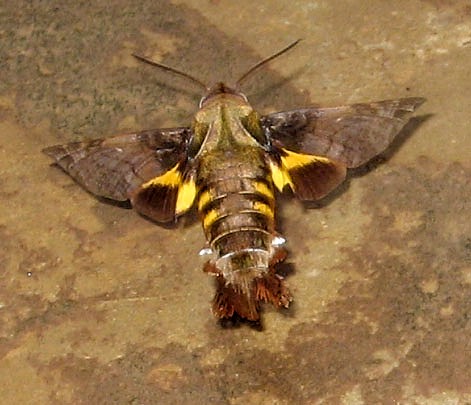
[132,53,209,91]
[235,39,302,90]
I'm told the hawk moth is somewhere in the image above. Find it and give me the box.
[43,41,424,321]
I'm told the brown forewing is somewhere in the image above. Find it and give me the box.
[261,98,425,168]
[42,128,191,201]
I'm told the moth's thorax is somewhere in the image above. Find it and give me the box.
[190,86,266,157]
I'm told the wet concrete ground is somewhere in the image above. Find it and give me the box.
[0,1,470,404]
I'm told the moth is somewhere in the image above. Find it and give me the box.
[43,40,424,322]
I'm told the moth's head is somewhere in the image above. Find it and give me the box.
[199,82,249,108]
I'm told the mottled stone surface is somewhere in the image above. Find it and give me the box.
[0,1,470,404]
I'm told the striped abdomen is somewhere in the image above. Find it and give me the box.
[196,148,279,283]
[196,147,291,320]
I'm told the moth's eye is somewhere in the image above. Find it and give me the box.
[240,111,266,145]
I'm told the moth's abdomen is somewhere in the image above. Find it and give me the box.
[196,155,290,320]
[198,176,276,257]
